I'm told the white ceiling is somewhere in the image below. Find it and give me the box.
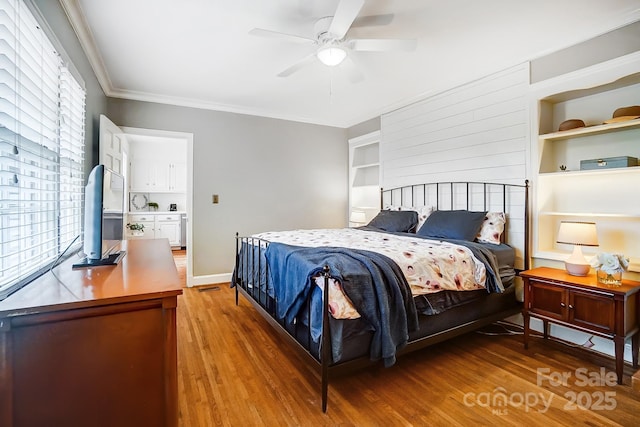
[61,0,640,128]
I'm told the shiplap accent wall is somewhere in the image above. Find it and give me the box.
[380,63,531,271]
[380,63,529,189]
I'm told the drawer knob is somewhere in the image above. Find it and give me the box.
[560,302,566,307]
[569,305,574,309]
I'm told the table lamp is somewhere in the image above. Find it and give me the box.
[556,221,599,276]
[350,210,367,225]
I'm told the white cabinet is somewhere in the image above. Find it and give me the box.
[155,214,181,247]
[126,213,182,248]
[129,159,168,192]
[348,131,380,225]
[530,56,640,272]
[126,214,156,240]
[168,162,187,192]
[129,137,186,193]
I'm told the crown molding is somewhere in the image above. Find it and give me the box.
[53,1,526,130]
[57,0,370,128]
[59,0,114,95]
[56,2,640,131]
[56,0,357,128]
[108,87,348,127]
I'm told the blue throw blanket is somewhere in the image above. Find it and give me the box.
[445,238,505,293]
[265,243,419,367]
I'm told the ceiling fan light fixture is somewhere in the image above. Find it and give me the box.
[317,46,347,66]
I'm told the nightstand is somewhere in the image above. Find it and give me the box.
[521,267,640,384]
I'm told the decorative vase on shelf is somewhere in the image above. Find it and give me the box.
[591,253,628,287]
[596,269,622,286]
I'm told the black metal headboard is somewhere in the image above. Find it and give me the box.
[381,181,530,271]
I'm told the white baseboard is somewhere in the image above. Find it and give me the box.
[187,272,232,287]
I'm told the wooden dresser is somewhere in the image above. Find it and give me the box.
[0,239,182,427]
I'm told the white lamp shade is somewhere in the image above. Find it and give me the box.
[557,221,598,276]
[317,46,347,66]
[556,221,599,246]
[350,211,366,224]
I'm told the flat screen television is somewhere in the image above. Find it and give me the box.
[73,164,126,268]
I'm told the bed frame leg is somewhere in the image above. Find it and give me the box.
[321,265,330,412]
[234,233,239,306]
[322,375,328,413]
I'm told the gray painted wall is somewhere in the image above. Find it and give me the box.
[33,0,108,177]
[347,117,381,139]
[106,99,348,276]
[531,20,640,83]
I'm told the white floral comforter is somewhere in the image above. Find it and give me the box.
[254,228,487,320]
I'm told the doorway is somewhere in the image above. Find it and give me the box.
[99,115,194,286]
[122,126,194,286]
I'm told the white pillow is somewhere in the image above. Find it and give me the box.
[477,212,506,245]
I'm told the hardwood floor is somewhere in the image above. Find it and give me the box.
[172,252,639,426]
[173,249,186,284]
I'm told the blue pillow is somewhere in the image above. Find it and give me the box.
[367,210,419,233]
[417,210,487,241]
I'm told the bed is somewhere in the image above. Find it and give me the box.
[233,181,529,411]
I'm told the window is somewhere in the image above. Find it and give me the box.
[0,0,86,300]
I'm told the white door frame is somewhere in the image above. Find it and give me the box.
[122,126,195,287]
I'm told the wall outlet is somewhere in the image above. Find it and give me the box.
[212,194,219,204]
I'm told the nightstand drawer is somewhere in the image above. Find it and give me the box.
[527,278,616,334]
[529,281,566,320]
[570,290,615,334]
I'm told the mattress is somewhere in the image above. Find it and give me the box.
[414,242,515,315]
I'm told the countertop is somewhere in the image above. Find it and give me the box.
[128,211,187,215]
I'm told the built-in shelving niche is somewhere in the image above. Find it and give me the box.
[532,66,640,275]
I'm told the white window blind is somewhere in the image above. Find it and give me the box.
[0,0,85,299]
[58,67,85,251]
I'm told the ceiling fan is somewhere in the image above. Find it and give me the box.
[249,0,417,82]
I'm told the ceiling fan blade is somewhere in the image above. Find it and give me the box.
[352,13,394,27]
[339,56,364,83]
[249,28,315,44]
[277,54,317,77]
[348,38,417,52]
[328,0,365,39]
